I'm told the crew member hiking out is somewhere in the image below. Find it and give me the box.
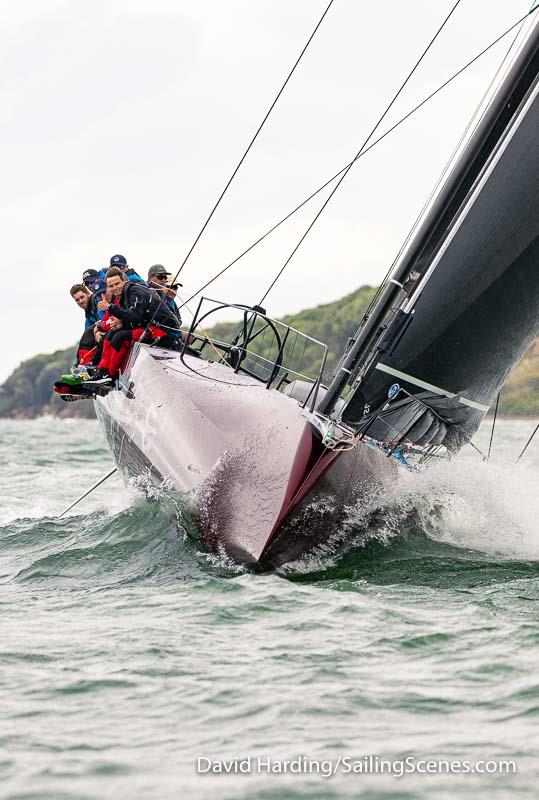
[147,264,182,324]
[83,256,146,287]
[84,267,183,387]
[69,283,103,365]
[82,269,100,291]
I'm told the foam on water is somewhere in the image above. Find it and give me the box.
[406,455,539,559]
[280,422,539,577]
[330,449,539,561]
[0,482,136,528]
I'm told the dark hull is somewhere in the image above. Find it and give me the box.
[95,345,395,568]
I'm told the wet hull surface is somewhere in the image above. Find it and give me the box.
[95,345,394,568]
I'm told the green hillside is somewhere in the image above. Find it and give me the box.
[498,339,539,416]
[207,285,377,385]
[0,285,537,418]
[0,345,95,419]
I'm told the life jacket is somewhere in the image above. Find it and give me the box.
[84,294,105,329]
[125,268,146,285]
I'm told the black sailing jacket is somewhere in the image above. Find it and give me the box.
[111,282,181,331]
[84,295,100,329]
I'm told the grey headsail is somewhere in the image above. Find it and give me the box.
[319,14,539,452]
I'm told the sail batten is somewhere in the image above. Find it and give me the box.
[374,364,490,413]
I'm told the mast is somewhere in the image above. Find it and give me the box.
[318,13,539,421]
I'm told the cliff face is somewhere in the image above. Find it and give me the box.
[0,286,537,419]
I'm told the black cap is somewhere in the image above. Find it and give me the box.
[110,254,127,268]
[82,269,99,283]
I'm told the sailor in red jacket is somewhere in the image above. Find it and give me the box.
[90,279,143,384]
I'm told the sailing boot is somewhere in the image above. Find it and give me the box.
[60,365,99,384]
[82,368,114,388]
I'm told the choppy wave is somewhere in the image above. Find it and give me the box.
[2,415,538,590]
[1,490,243,590]
[2,447,538,591]
[2,417,539,800]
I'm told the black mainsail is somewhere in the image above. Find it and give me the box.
[318,14,539,452]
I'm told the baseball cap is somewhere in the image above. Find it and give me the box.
[147,264,171,279]
[90,278,107,295]
[110,254,127,268]
[82,268,99,283]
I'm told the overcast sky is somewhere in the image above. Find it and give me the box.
[0,0,534,381]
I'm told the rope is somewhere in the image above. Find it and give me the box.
[258,0,463,304]
[170,0,336,287]
[178,6,537,311]
[516,422,539,462]
[486,393,500,461]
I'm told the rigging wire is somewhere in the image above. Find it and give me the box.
[357,0,538,327]
[58,467,118,518]
[486,393,500,461]
[516,422,539,462]
[170,0,336,287]
[468,439,487,460]
[258,0,463,305]
[178,6,538,312]
[139,0,335,343]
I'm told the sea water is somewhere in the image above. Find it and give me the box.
[0,417,538,799]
